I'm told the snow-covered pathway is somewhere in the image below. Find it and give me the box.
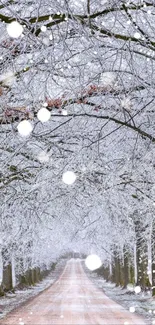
[0,259,147,324]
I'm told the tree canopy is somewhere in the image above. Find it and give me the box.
[0,0,155,288]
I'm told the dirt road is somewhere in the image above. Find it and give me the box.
[0,259,147,324]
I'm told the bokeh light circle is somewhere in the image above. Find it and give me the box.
[85,254,102,271]
[7,21,23,38]
[17,120,33,136]
[62,171,76,185]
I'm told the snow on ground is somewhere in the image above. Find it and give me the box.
[87,270,155,325]
[0,259,147,325]
[1,258,154,324]
[0,260,66,320]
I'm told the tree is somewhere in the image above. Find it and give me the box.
[0,0,155,295]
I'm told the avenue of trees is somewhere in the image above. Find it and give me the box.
[0,0,155,295]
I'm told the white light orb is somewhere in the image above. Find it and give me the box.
[129,306,135,313]
[62,110,68,116]
[134,286,141,294]
[7,21,23,38]
[41,25,47,32]
[17,120,33,136]
[62,171,76,185]
[134,32,141,39]
[85,254,102,271]
[37,107,51,122]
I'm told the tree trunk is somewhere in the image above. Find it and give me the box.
[11,254,16,288]
[114,254,120,286]
[135,220,147,289]
[3,263,13,291]
[151,220,155,296]
[123,248,129,288]
[134,243,137,284]
[148,229,152,287]
[0,249,4,295]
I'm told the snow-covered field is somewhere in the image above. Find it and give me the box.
[0,260,65,320]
